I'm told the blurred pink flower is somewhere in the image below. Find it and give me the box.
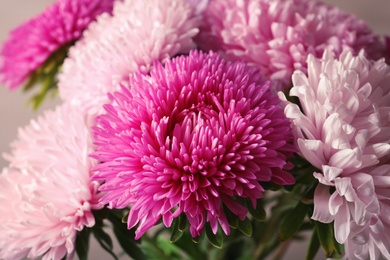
[0,0,115,89]
[0,104,101,260]
[196,0,383,91]
[58,0,201,120]
[282,49,390,259]
[92,51,295,239]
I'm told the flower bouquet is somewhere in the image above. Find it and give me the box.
[1,0,390,259]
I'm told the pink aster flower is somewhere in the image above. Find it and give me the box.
[0,0,115,90]
[58,0,201,120]
[196,0,383,91]
[92,51,295,239]
[341,164,390,259]
[0,104,101,260]
[282,49,390,259]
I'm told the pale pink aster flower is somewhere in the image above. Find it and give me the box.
[92,51,295,239]
[281,49,390,259]
[0,0,115,90]
[341,165,390,260]
[58,0,200,120]
[196,0,383,90]
[0,104,101,260]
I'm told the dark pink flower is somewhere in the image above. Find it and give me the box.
[92,51,295,239]
[0,0,115,89]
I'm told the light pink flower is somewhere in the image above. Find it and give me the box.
[0,104,101,260]
[92,51,295,239]
[58,0,201,120]
[0,0,115,90]
[282,49,390,259]
[196,0,383,91]
[341,165,390,260]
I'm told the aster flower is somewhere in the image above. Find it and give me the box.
[0,0,115,90]
[58,0,201,120]
[92,50,295,239]
[196,0,383,91]
[0,104,101,260]
[282,49,390,259]
[341,164,390,260]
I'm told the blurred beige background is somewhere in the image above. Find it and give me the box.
[0,0,389,259]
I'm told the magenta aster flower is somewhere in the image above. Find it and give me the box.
[0,0,115,89]
[0,104,101,260]
[92,51,295,239]
[58,0,201,120]
[282,49,390,259]
[196,0,383,90]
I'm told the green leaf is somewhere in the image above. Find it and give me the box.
[333,237,344,256]
[173,230,207,259]
[107,212,146,260]
[22,41,74,109]
[205,224,223,249]
[306,228,320,260]
[315,221,335,256]
[192,231,205,244]
[224,206,239,229]
[93,226,113,248]
[279,201,309,241]
[157,235,186,257]
[29,72,57,109]
[170,218,183,243]
[92,227,118,260]
[314,221,344,258]
[23,70,40,91]
[237,217,253,237]
[75,228,91,260]
[141,238,169,260]
[113,225,146,260]
[121,212,129,224]
[247,200,266,221]
[178,213,189,232]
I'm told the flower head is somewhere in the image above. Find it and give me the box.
[282,49,390,259]
[58,0,200,119]
[341,165,390,260]
[196,0,383,90]
[92,50,295,239]
[0,104,101,260]
[0,0,115,89]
